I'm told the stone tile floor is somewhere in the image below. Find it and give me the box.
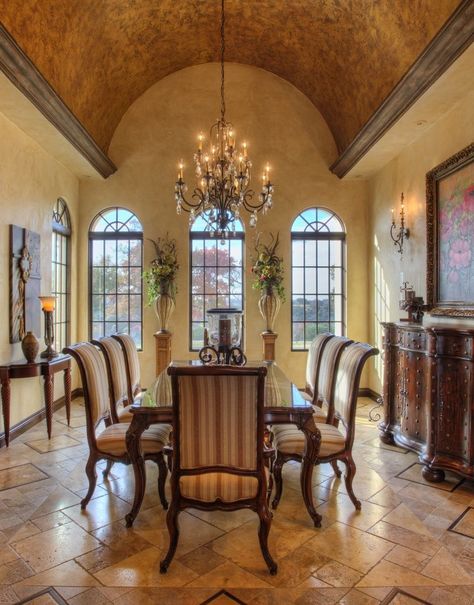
[2,398,474,604]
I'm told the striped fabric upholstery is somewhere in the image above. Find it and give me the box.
[114,334,141,399]
[97,337,129,418]
[318,336,351,405]
[178,375,258,471]
[335,343,372,426]
[180,473,259,502]
[305,333,332,397]
[70,343,109,426]
[272,422,345,457]
[96,423,171,456]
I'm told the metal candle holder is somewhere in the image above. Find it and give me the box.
[390,192,410,255]
[39,296,58,358]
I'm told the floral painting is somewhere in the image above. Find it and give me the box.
[426,143,474,316]
[438,169,474,301]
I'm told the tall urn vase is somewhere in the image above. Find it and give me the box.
[155,281,175,333]
[258,287,281,333]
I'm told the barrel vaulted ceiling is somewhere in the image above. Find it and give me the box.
[0,0,466,170]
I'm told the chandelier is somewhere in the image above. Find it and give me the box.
[174,0,274,239]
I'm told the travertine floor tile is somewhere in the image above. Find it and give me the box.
[356,560,443,588]
[25,434,82,454]
[381,504,437,538]
[63,494,131,531]
[368,521,439,556]
[0,465,48,492]
[384,545,430,572]
[187,560,272,588]
[305,522,394,573]
[11,521,100,572]
[315,492,388,531]
[17,559,99,586]
[421,546,474,584]
[94,546,198,587]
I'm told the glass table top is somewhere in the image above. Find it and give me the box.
[138,361,310,410]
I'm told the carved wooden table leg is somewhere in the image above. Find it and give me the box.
[0,375,11,447]
[300,414,322,527]
[43,373,54,439]
[63,366,71,426]
[126,414,150,527]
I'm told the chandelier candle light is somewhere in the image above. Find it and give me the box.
[174,0,274,239]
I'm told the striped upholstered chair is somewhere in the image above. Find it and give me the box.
[64,342,170,511]
[112,333,141,403]
[300,333,334,421]
[92,336,133,423]
[271,342,378,511]
[160,364,277,575]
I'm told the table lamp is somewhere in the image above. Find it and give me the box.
[39,296,58,358]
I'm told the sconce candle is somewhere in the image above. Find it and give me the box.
[390,192,410,255]
[38,296,58,358]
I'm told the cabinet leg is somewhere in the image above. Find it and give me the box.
[422,465,445,483]
[63,367,71,426]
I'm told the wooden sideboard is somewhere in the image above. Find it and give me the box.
[379,322,474,482]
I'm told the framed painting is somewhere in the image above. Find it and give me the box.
[426,142,474,316]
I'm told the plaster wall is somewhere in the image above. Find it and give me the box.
[368,89,474,392]
[79,63,370,388]
[0,111,80,431]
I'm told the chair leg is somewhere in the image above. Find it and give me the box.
[160,502,180,573]
[271,451,284,510]
[331,460,342,478]
[103,459,113,478]
[81,455,97,509]
[157,454,169,510]
[342,454,361,510]
[257,504,278,575]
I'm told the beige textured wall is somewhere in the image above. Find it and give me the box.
[368,89,474,392]
[79,63,370,388]
[0,111,79,430]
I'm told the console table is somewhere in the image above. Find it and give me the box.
[379,322,474,482]
[0,354,72,446]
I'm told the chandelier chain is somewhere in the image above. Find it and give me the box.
[220,0,225,122]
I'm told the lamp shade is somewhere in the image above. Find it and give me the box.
[39,296,56,312]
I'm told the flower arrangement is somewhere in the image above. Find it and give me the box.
[251,232,285,300]
[143,234,179,304]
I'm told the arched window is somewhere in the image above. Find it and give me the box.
[89,207,143,348]
[52,198,71,352]
[190,211,244,350]
[291,207,346,350]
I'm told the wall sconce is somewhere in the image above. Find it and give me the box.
[390,192,410,255]
[38,296,58,358]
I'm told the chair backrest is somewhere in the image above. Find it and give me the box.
[305,333,334,401]
[317,336,353,416]
[63,342,110,447]
[333,342,379,445]
[168,364,267,475]
[92,336,129,423]
[112,333,141,402]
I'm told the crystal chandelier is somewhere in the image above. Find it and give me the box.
[174,0,274,239]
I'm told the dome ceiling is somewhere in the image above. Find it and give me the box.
[0,0,463,161]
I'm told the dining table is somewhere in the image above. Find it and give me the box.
[124,361,322,528]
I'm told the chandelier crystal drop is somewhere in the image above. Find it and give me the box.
[174,0,274,240]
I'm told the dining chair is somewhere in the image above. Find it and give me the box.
[112,333,141,403]
[92,336,133,423]
[271,342,378,510]
[300,333,334,422]
[64,342,170,511]
[160,364,277,575]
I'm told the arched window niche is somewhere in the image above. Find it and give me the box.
[189,210,245,350]
[89,207,143,348]
[291,207,346,350]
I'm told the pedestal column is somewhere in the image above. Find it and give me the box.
[154,332,172,376]
[261,332,278,362]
